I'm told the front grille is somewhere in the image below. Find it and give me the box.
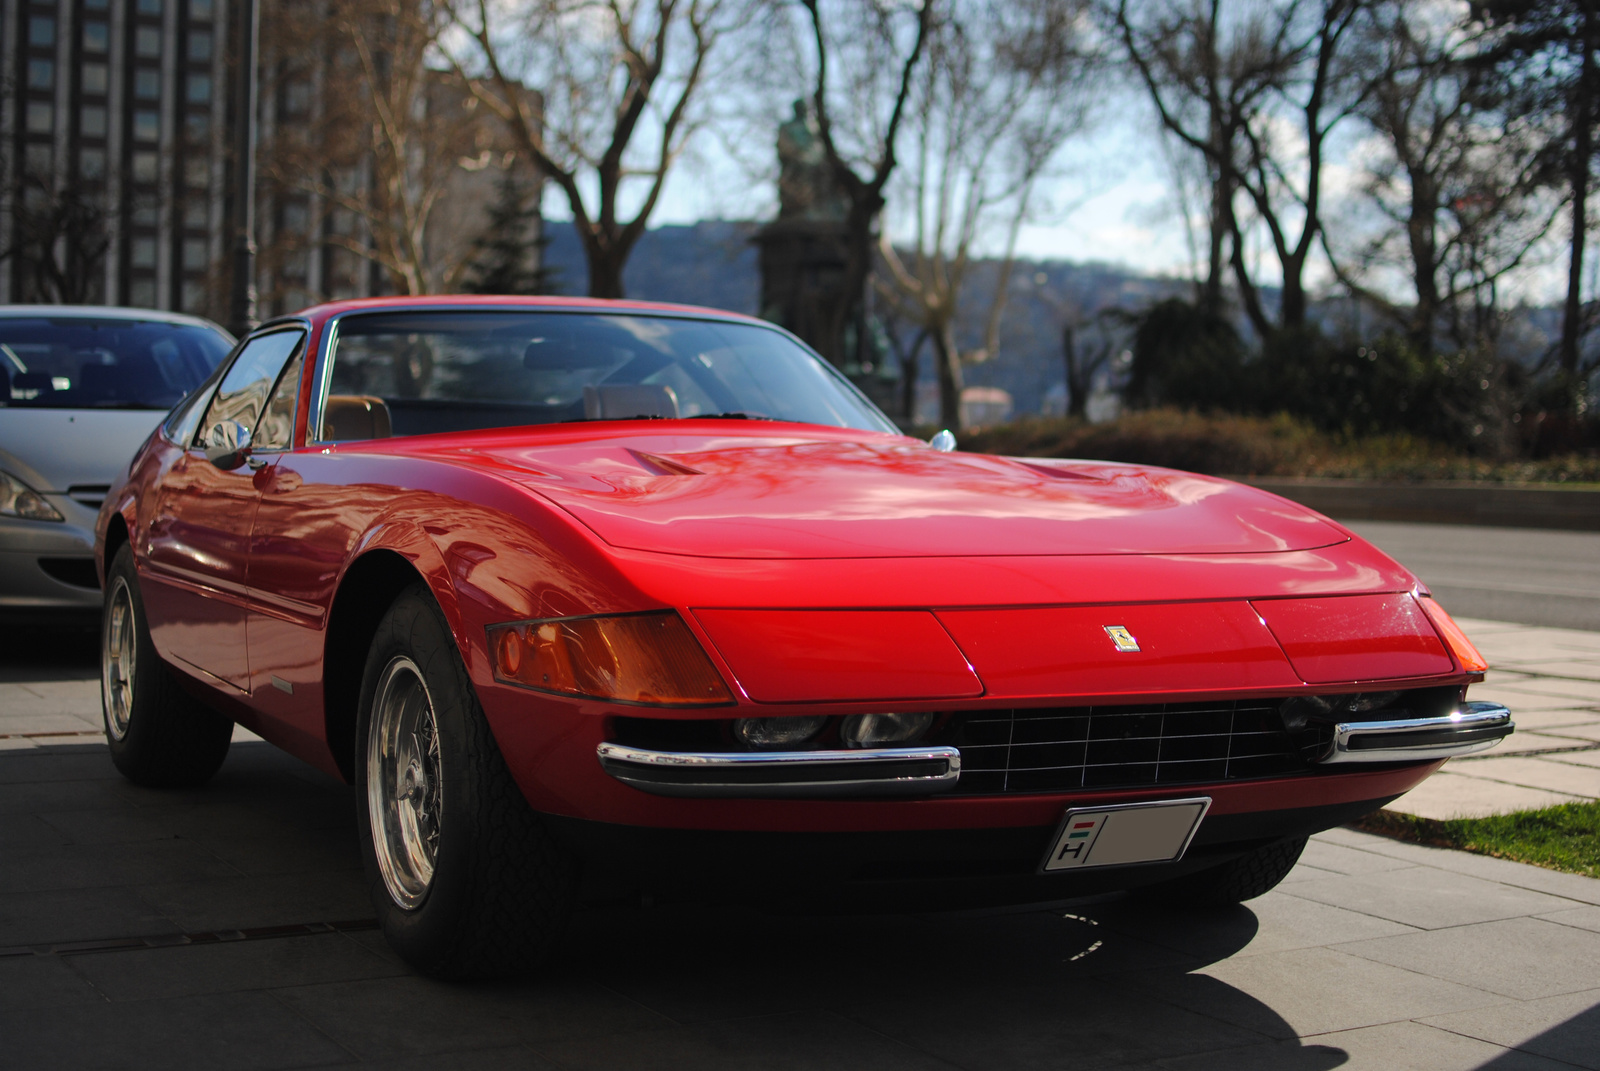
[948,700,1309,795]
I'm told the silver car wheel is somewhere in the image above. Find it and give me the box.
[367,656,443,910]
[102,576,137,741]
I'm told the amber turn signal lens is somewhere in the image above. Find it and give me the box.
[1418,596,1489,673]
[488,611,734,706]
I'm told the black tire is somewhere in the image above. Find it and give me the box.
[354,583,577,980]
[101,544,233,787]
[1140,835,1308,906]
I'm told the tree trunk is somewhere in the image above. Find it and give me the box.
[1561,3,1595,383]
[1063,324,1090,419]
[1406,168,1441,355]
[933,321,963,430]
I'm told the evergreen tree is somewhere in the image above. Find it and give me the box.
[463,169,561,295]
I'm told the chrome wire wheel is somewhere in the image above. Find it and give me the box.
[367,656,444,910]
[102,576,137,741]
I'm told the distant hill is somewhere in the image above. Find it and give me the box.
[540,219,1557,420]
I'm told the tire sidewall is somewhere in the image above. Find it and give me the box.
[354,585,491,970]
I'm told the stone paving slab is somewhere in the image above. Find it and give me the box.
[0,735,1597,1069]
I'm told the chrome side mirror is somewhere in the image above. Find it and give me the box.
[204,421,253,470]
[928,429,957,452]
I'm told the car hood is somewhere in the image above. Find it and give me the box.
[0,408,165,492]
[435,427,1348,559]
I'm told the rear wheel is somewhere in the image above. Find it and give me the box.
[1140,835,1308,906]
[101,544,233,787]
[355,583,577,979]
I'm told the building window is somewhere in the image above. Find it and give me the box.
[184,158,210,188]
[182,281,206,313]
[190,0,213,20]
[83,22,109,53]
[135,27,161,58]
[134,110,160,142]
[186,75,211,104]
[132,204,158,226]
[83,64,109,95]
[132,152,159,183]
[28,60,53,90]
[183,239,208,271]
[81,106,108,138]
[25,145,53,174]
[283,81,311,116]
[185,113,210,141]
[131,237,158,269]
[282,202,309,233]
[26,102,53,134]
[28,17,54,47]
[86,0,109,8]
[136,68,161,100]
[183,201,208,227]
[138,0,163,14]
[129,279,157,308]
[188,32,211,63]
[80,149,106,179]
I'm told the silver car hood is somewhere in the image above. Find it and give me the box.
[0,408,166,492]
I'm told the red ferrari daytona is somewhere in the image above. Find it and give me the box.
[96,296,1512,978]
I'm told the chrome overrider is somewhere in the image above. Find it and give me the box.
[596,743,961,798]
[1315,701,1514,764]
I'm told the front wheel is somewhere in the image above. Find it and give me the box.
[101,544,232,787]
[355,584,576,979]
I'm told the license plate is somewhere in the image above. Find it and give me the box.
[1041,797,1211,872]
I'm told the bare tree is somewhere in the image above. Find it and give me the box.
[1326,2,1551,354]
[445,0,742,298]
[1,177,114,304]
[791,0,935,365]
[876,0,1096,428]
[262,0,494,296]
[1113,0,1368,337]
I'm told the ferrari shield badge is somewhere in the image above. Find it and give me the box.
[1103,625,1140,653]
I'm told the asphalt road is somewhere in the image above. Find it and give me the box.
[1346,521,1600,633]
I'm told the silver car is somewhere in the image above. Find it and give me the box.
[0,306,233,623]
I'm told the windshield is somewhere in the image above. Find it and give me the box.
[0,317,232,410]
[321,311,896,440]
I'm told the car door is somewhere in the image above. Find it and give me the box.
[141,329,308,691]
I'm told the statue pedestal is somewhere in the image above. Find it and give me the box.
[754,219,901,420]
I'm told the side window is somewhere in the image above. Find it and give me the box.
[253,347,304,450]
[194,330,305,447]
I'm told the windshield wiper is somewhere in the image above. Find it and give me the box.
[702,411,777,421]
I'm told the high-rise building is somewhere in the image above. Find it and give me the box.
[2,0,230,312]
[1,0,542,322]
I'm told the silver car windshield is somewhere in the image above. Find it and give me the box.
[320,311,896,440]
[0,317,232,410]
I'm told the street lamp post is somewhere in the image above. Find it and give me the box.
[228,0,259,338]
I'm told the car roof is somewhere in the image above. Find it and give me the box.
[271,294,768,330]
[0,304,230,333]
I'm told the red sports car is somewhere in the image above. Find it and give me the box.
[96,296,1511,978]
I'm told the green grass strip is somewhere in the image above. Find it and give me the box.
[1353,803,1600,879]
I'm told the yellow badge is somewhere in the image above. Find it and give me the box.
[1103,625,1140,653]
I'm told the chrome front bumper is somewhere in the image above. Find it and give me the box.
[596,743,962,798]
[1315,701,1514,764]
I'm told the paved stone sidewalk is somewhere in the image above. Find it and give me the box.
[1,737,1598,1070]
[1390,618,1600,820]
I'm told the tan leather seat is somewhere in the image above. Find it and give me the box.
[582,383,680,420]
[321,395,392,441]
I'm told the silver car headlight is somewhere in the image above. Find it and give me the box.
[0,469,65,521]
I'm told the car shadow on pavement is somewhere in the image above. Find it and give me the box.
[1471,1000,1600,1070]
[0,678,1351,1070]
[0,624,99,683]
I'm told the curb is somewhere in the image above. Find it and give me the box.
[1240,477,1600,531]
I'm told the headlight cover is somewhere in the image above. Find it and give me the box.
[489,610,734,706]
[0,470,64,521]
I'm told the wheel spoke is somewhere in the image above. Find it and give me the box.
[366,657,443,910]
